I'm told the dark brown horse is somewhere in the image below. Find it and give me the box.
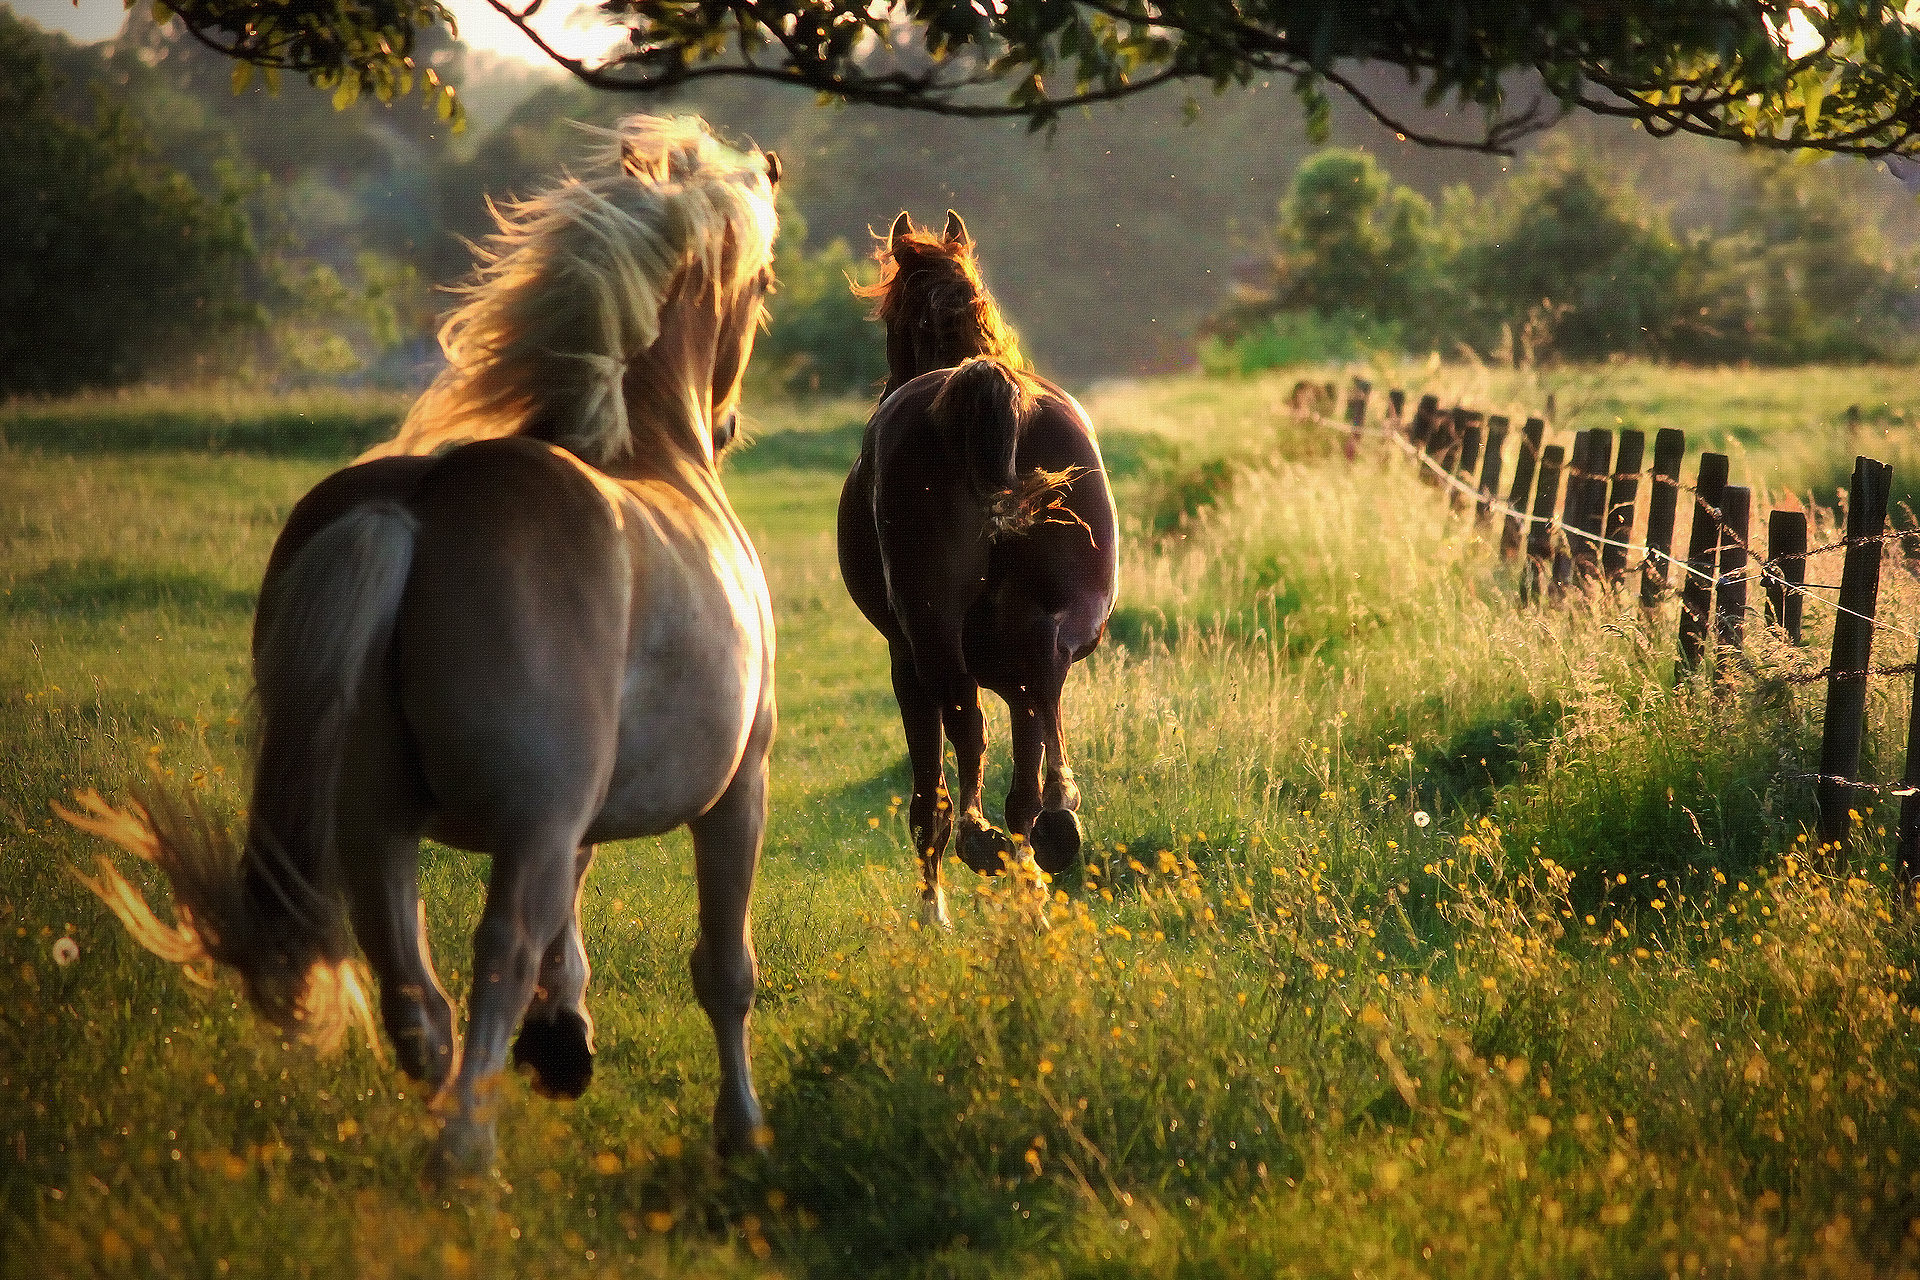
[837,211,1118,927]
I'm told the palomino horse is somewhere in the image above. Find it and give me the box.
[837,211,1118,927]
[60,115,782,1177]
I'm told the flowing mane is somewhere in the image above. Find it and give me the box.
[856,225,1025,372]
[364,115,779,467]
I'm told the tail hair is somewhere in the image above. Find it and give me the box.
[57,500,418,1059]
[928,357,1081,540]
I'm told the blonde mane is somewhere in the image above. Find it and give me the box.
[363,115,779,466]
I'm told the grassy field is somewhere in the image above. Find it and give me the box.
[8,363,1920,1277]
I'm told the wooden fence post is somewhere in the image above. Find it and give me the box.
[1501,417,1546,561]
[1604,429,1645,583]
[1766,510,1808,644]
[1522,444,1565,605]
[1573,428,1613,582]
[1477,415,1509,524]
[1459,410,1489,510]
[1715,485,1752,661]
[1817,456,1895,858]
[1408,394,1439,446]
[1641,428,1687,608]
[1676,452,1730,676]
[1553,433,1586,594]
[1898,640,1920,907]
[1343,377,1372,460]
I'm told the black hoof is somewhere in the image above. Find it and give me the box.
[1029,808,1083,875]
[957,820,1018,875]
[513,1009,594,1099]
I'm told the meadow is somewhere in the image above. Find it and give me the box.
[7,362,1920,1277]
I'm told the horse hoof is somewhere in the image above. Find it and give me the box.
[713,1097,771,1162]
[425,1119,499,1189]
[1029,808,1083,875]
[513,1009,595,1099]
[957,820,1017,875]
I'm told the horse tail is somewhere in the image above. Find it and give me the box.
[929,356,1080,540]
[61,501,417,1057]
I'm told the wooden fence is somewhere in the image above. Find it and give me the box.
[1298,377,1920,890]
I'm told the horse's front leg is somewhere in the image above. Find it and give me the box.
[688,739,772,1159]
[430,826,584,1183]
[512,843,597,1099]
[891,646,955,927]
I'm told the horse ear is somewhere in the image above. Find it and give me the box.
[944,210,970,248]
[889,211,913,252]
[764,151,782,187]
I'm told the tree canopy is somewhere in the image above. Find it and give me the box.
[131,0,1920,154]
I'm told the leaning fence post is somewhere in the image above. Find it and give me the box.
[1604,429,1645,583]
[1766,510,1808,644]
[1641,429,1687,608]
[1522,444,1565,605]
[1501,417,1546,560]
[1477,415,1509,525]
[1817,456,1895,859]
[1676,452,1730,676]
[1715,485,1752,662]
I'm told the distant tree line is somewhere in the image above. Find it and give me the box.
[1210,139,1920,371]
[7,5,1920,400]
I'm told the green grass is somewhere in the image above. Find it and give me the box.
[8,367,1920,1277]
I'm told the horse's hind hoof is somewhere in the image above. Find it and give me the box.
[1029,808,1083,875]
[513,1009,594,1099]
[957,819,1018,875]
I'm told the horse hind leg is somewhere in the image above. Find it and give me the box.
[337,751,455,1090]
[943,675,1019,878]
[512,843,596,1099]
[430,827,585,1182]
[891,646,957,926]
[689,752,770,1159]
[1022,679,1084,877]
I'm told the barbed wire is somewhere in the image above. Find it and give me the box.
[1288,395,1920,650]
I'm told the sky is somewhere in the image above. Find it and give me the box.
[9,0,613,62]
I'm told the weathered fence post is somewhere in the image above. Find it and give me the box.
[1898,642,1920,908]
[1676,452,1730,676]
[1604,429,1645,583]
[1641,429,1687,608]
[1766,510,1808,644]
[1715,485,1752,662]
[1343,377,1372,460]
[1451,409,1482,510]
[1522,444,1565,606]
[1408,394,1439,447]
[1501,417,1546,560]
[1476,415,1509,524]
[1553,433,1586,594]
[1573,429,1613,582]
[1817,456,1895,859]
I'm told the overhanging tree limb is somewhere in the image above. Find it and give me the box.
[134,0,1920,156]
